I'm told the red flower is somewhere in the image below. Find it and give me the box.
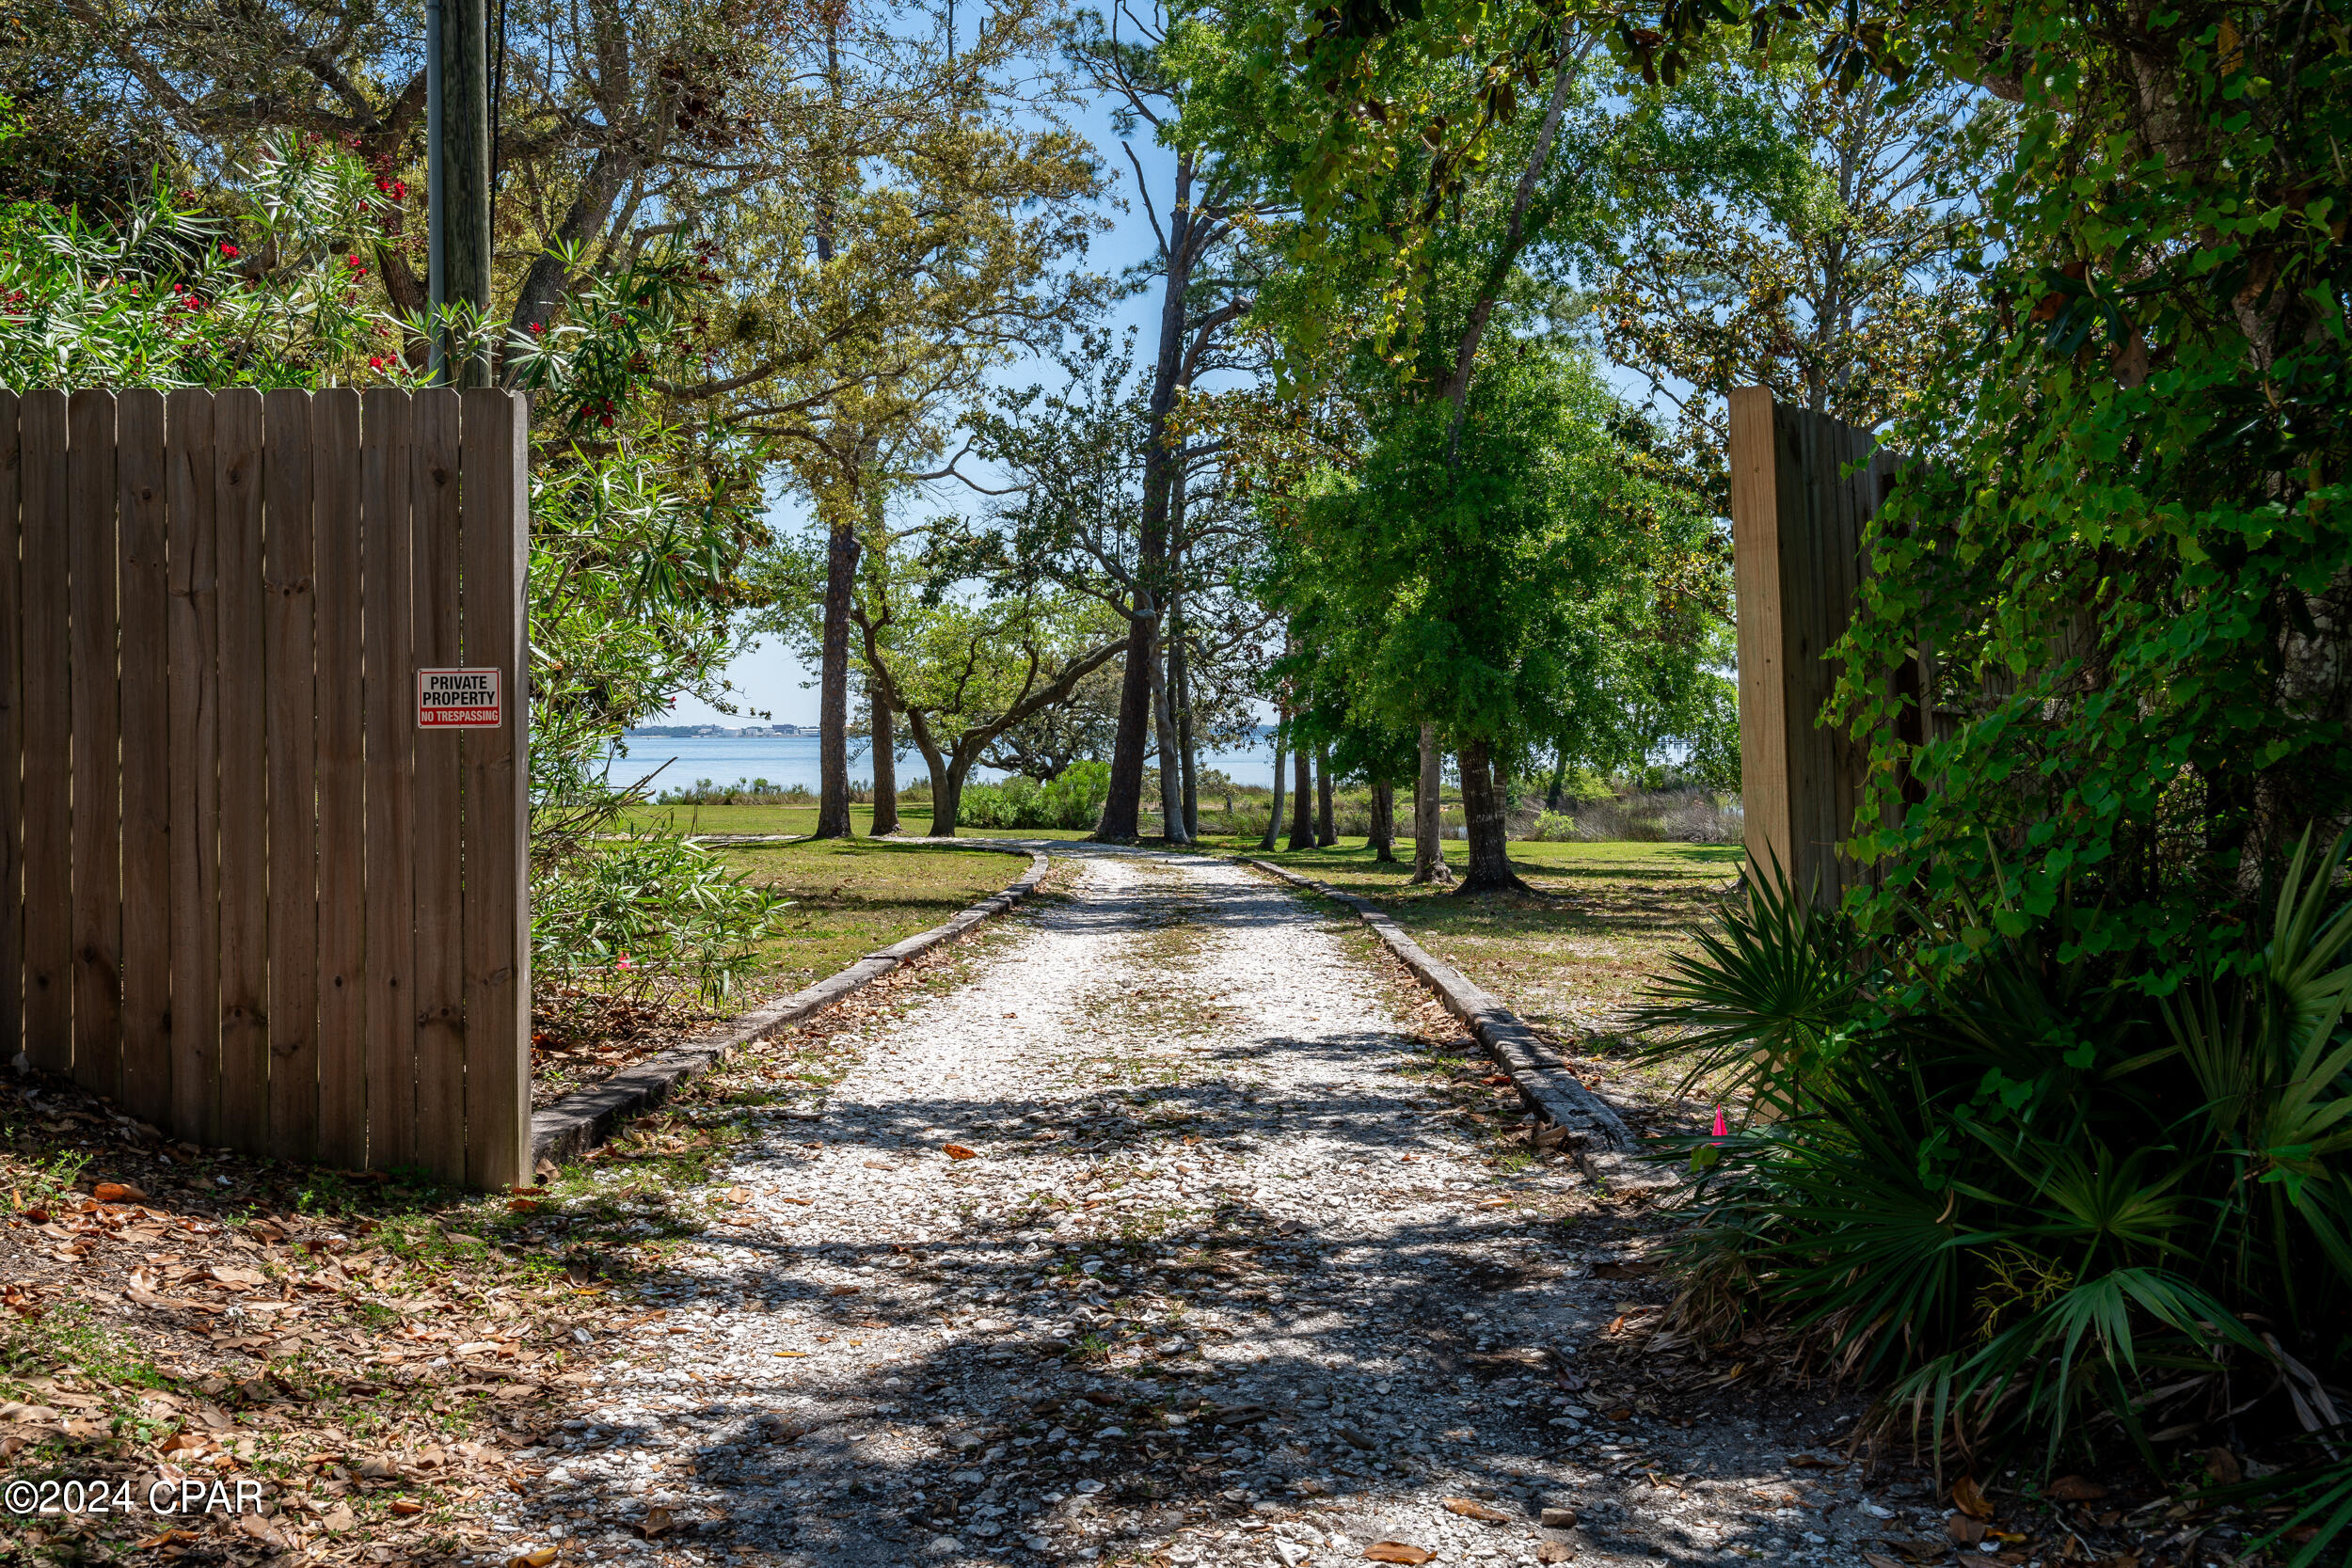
[599,414,614,427]
[529,322,543,335]
[369,356,386,370]
[219,244,239,259]
[347,254,362,268]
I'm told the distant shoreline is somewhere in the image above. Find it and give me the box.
[623,725,818,738]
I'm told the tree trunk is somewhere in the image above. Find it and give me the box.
[1411,721,1453,884]
[928,762,963,838]
[1260,713,1286,850]
[1546,752,1566,813]
[1288,743,1314,851]
[870,684,898,836]
[1172,616,1199,840]
[1371,781,1397,862]
[814,515,860,839]
[1152,631,1188,845]
[1455,738,1522,894]
[1315,749,1336,847]
[1096,156,1200,842]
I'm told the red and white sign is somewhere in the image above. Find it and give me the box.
[418,667,502,728]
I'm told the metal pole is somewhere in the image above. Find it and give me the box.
[426,0,447,383]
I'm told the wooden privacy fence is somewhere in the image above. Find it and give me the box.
[0,387,531,1190]
[1728,387,1935,907]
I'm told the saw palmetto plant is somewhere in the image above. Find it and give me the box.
[1640,834,2352,1558]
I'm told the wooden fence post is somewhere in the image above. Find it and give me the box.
[1727,388,1899,906]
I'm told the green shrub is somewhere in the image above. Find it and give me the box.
[532,832,792,1006]
[1637,836,2352,1491]
[958,760,1109,831]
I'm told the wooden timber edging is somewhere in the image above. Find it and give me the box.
[1243,859,1674,1192]
[529,842,1051,1167]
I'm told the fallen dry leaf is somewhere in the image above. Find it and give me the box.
[1442,1497,1511,1523]
[388,1498,424,1515]
[232,1514,287,1548]
[1952,1475,1994,1520]
[1862,1555,1904,1568]
[1364,1545,1436,1564]
[2048,1475,2107,1502]
[1949,1513,1989,1544]
[508,1550,559,1568]
[943,1144,978,1160]
[638,1504,675,1539]
[1535,1544,1573,1565]
[93,1181,147,1203]
[2202,1447,2243,1485]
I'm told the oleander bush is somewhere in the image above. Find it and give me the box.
[531,832,792,1006]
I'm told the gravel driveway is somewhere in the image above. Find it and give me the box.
[499,847,1918,1568]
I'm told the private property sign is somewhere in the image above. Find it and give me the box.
[418,668,502,728]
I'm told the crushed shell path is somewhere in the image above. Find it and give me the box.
[500,847,1898,1568]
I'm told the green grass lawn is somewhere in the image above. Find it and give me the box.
[713,836,1039,992]
[619,800,1096,841]
[1197,832,1739,1053]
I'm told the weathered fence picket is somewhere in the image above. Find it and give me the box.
[0,387,530,1189]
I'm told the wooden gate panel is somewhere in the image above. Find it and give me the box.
[409,389,467,1185]
[165,390,220,1141]
[117,389,172,1129]
[7,388,528,1186]
[313,390,367,1169]
[359,389,418,1171]
[68,390,120,1101]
